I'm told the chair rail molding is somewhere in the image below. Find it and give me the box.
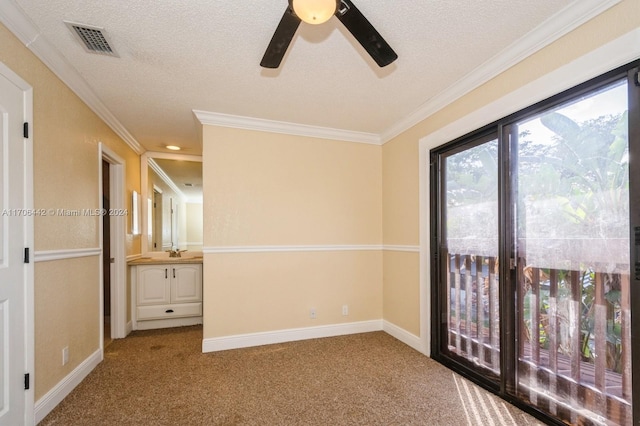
[34,247,101,262]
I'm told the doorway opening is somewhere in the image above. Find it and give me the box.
[102,159,112,347]
[100,144,127,344]
[153,188,162,251]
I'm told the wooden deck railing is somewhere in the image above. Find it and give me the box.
[447,252,500,373]
[446,252,631,425]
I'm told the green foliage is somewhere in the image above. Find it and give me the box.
[519,111,629,238]
[446,141,498,207]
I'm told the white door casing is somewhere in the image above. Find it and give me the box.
[0,62,34,425]
[99,144,127,340]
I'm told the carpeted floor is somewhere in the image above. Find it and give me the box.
[39,326,542,425]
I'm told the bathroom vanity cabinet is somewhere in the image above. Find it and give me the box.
[129,260,202,330]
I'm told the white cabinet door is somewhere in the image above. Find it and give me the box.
[171,264,202,303]
[137,265,171,305]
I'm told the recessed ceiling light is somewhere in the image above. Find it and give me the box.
[166,145,181,151]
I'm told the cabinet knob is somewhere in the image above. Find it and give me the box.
[165,309,174,313]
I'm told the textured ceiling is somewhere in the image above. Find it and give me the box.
[9,0,583,154]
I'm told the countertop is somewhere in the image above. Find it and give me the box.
[128,256,203,265]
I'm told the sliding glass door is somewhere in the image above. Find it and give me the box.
[432,63,639,425]
[513,79,631,424]
[438,134,501,383]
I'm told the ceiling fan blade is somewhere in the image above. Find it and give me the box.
[260,7,301,69]
[336,0,397,67]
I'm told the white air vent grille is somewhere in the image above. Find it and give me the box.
[64,21,119,57]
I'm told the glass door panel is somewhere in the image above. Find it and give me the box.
[442,135,501,377]
[514,80,631,424]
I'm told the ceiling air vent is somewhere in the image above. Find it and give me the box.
[64,21,119,57]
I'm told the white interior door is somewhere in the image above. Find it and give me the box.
[0,67,30,425]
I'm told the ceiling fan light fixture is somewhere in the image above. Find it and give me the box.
[290,0,338,25]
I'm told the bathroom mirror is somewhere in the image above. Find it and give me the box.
[141,152,203,255]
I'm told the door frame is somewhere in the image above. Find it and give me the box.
[99,144,127,341]
[0,61,34,425]
[421,33,640,424]
[419,28,640,360]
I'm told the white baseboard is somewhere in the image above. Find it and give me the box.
[383,320,427,355]
[202,320,383,353]
[125,320,133,336]
[34,348,102,423]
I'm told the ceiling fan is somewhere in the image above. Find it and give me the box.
[260,0,398,69]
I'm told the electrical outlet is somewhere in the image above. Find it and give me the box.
[342,305,349,316]
[62,346,69,366]
[310,308,317,319]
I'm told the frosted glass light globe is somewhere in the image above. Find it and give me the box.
[291,0,338,25]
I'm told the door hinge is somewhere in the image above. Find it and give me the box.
[635,71,640,87]
[24,247,30,264]
[509,258,516,270]
[23,122,29,139]
[24,373,30,390]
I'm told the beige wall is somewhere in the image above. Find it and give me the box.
[186,202,203,251]
[34,258,99,398]
[202,126,382,338]
[204,127,382,246]
[381,0,640,338]
[205,251,382,336]
[381,131,420,335]
[382,251,419,335]
[0,23,141,399]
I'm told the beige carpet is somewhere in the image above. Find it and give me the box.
[39,326,542,425]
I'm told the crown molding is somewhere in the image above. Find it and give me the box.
[147,158,187,201]
[0,0,39,44]
[193,110,382,145]
[380,0,623,144]
[0,0,145,155]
